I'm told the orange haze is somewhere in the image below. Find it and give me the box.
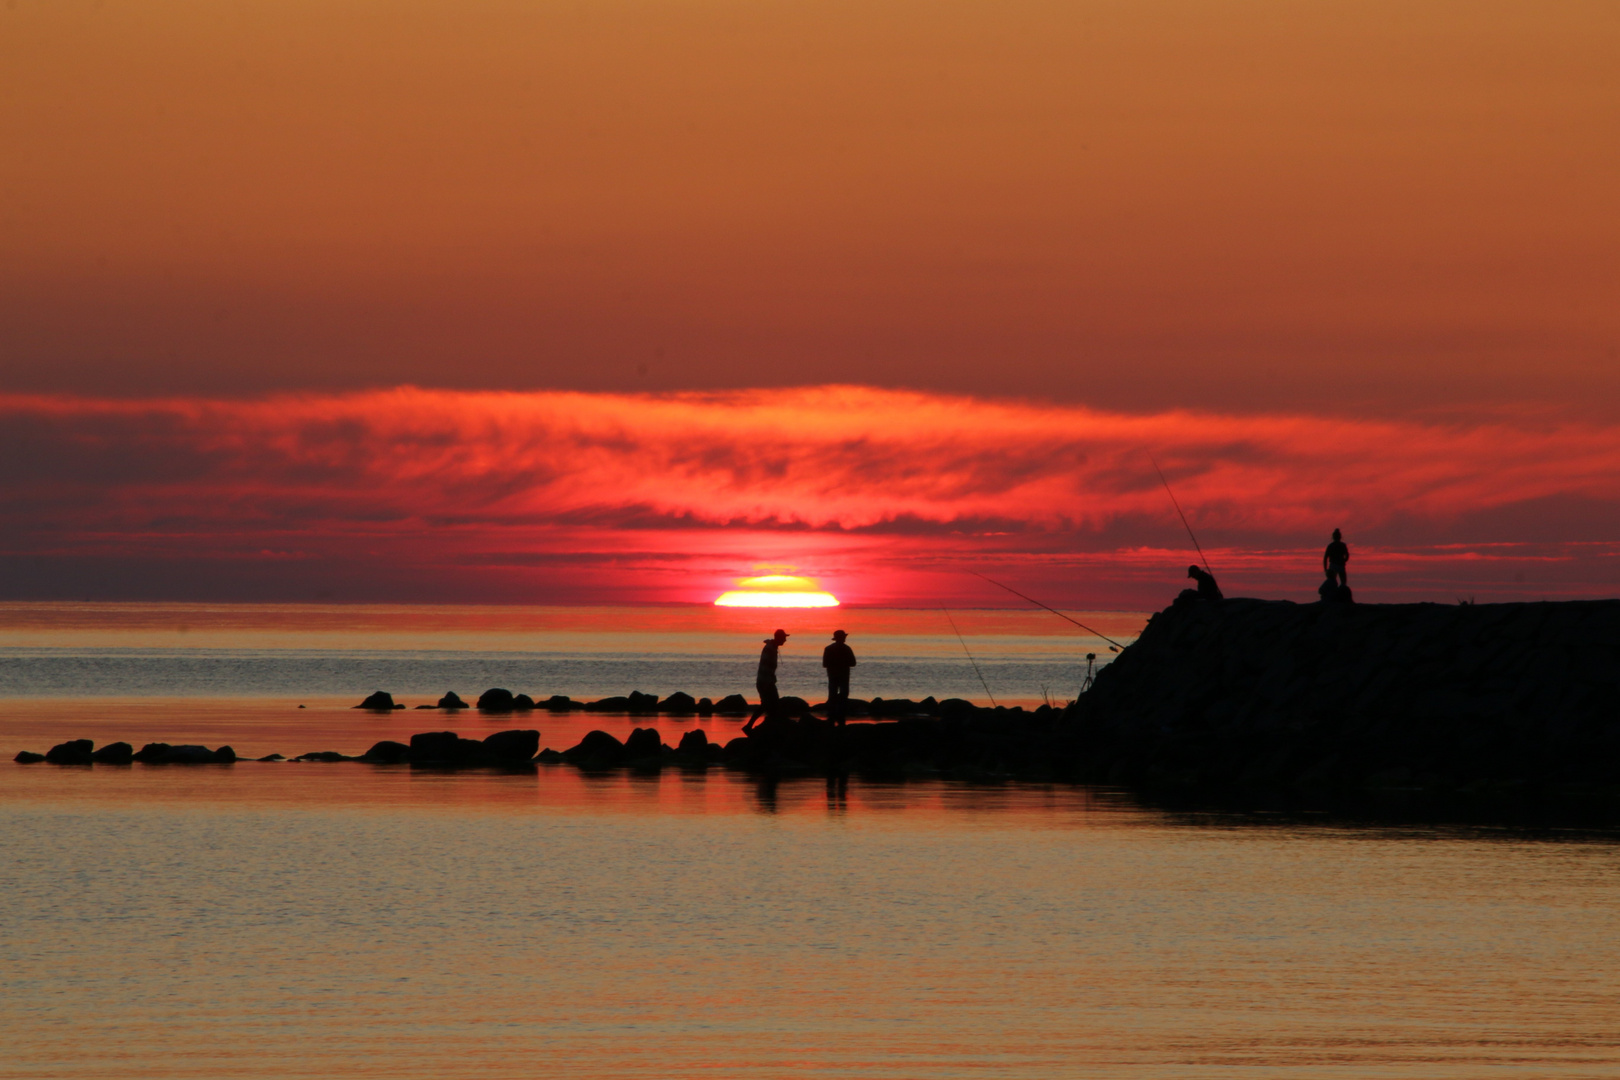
[1,1,1616,415]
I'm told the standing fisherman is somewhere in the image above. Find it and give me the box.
[744,629,789,734]
[822,629,857,727]
[1323,529,1350,589]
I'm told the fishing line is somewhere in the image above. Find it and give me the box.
[942,608,997,707]
[968,572,1126,651]
[1148,452,1213,577]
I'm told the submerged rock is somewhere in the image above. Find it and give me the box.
[14,750,45,763]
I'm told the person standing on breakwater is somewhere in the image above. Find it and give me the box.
[1184,564,1223,601]
[822,629,857,727]
[1323,529,1350,589]
[743,629,789,734]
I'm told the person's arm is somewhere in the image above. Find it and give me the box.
[1323,548,1330,573]
[848,648,856,667]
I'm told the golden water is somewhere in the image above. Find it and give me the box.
[5,716,1620,1077]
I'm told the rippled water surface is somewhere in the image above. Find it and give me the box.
[5,605,1620,1077]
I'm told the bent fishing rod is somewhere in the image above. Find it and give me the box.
[942,608,997,707]
[1147,452,1213,578]
[968,572,1126,651]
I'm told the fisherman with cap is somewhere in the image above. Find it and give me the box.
[1323,529,1350,589]
[821,629,857,728]
[1186,564,1223,601]
[743,628,789,734]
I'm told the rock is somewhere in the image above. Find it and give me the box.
[676,729,710,755]
[542,695,577,711]
[14,751,45,763]
[482,729,540,762]
[438,691,469,709]
[661,692,698,714]
[628,691,659,714]
[714,693,750,715]
[132,742,172,763]
[477,688,516,712]
[145,745,230,764]
[697,697,715,716]
[562,729,625,764]
[585,696,631,712]
[90,742,134,764]
[355,690,396,711]
[293,751,351,763]
[408,731,461,764]
[535,748,564,763]
[257,753,285,762]
[360,740,411,764]
[45,739,95,765]
[624,727,664,759]
[512,693,536,711]
[215,746,236,764]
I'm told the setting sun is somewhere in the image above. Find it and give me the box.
[714,574,840,608]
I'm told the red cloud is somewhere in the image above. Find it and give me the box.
[3,386,1618,606]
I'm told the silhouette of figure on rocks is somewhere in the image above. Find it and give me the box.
[1180,564,1223,602]
[1318,576,1355,603]
[1323,529,1350,589]
[744,629,789,733]
[822,630,857,727]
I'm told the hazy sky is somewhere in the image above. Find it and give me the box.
[2,1,1617,606]
[4,0,1616,414]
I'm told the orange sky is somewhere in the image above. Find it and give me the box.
[1,3,1617,605]
[3,1,1616,414]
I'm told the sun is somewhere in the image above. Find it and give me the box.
[714,574,840,608]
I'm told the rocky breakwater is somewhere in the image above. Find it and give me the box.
[1067,596,1620,796]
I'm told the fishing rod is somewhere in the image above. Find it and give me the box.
[942,608,997,707]
[968,572,1125,652]
[1148,453,1213,577]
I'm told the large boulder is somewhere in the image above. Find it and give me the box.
[91,742,134,764]
[136,744,231,764]
[437,692,469,709]
[623,727,665,760]
[676,729,710,755]
[45,739,95,765]
[360,740,411,764]
[562,729,625,765]
[355,691,398,711]
[542,695,577,711]
[477,688,516,712]
[661,692,698,715]
[714,694,750,715]
[584,696,631,712]
[408,731,461,764]
[512,693,536,711]
[482,729,540,762]
[627,691,659,714]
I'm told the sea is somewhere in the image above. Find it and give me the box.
[4,603,1620,1078]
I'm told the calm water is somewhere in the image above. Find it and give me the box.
[4,605,1619,1078]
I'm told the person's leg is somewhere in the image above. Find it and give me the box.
[745,679,770,732]
[760,680,781,723]
[830,672,849,727]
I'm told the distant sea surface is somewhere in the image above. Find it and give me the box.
[6,603,1620,1078]
[0,602,1140,706]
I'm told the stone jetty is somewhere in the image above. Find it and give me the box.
[1067,595,1620,796]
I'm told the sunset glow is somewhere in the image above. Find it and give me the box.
[714,575,840,608]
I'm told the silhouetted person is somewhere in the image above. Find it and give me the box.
[1324,529,1349,589]
[1183,563,1223,601]
[744,628,789,733]
[1318,576,1354,604]
[822,629,857,727]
